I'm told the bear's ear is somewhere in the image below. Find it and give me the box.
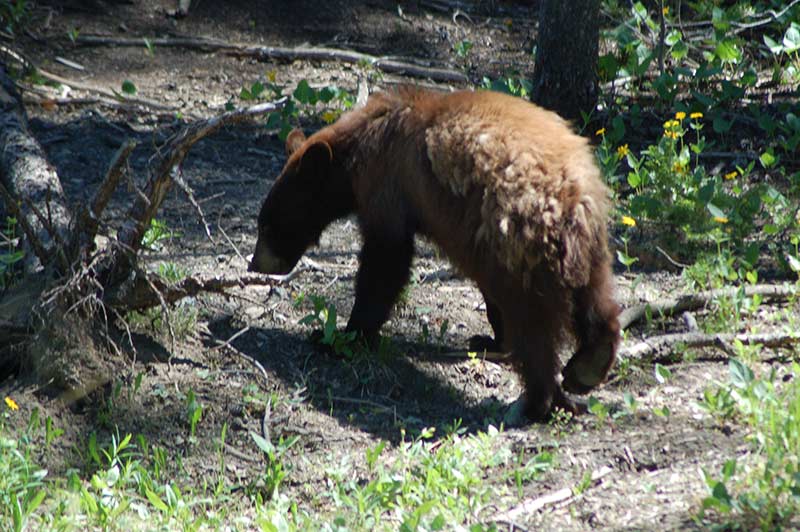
[298,140,333,174]
[286,129,307,156]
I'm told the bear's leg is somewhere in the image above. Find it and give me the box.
[345,232,414,345]
[468,292,505,352]
[512,330,582,422]
[499,298,577,422]
[562,261,621,395]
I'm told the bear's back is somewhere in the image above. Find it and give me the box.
[421,90,610,286]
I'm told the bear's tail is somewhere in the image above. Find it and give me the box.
[559,195,608,288]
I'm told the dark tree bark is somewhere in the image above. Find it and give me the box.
[531,0,600,122]
[0,64,72,273]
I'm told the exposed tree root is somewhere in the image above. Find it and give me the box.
[1,60,288,386]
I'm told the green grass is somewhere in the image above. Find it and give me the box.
[699,359,800,530]
[0,406,556,531]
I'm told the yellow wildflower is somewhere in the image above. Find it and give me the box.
[622,216,636,227]
[664,130,679,139]
[266,70,277,83]
[4,396,19,411]
[724,170,738,180]
[596,128,606,136]
[690,112,703,119]
[663,119,680,130]
[713,216,729,224]
[616,144,630,157]
[662,7,669,15]
[672,162,686,174]
[321,110,339,124]
[675,111,686,120]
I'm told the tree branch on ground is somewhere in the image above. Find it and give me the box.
[106,271,280,312]
[619,284,797,330]
[74,35,469,84]
[620,331,800,362]
[490,466,613,523]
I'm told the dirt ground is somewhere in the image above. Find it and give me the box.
[2,0,792,529]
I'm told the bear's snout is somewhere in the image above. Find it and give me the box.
[249,238,294,275]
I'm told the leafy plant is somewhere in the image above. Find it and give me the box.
[0,411,47,531]
[297,293,360,357]
[0,0,31,36]
[250,432,299,499]
[698,359,800,529]
[237,76,354,140]
[185,389,203,439]
[481,73,532,98]
[141,218,180,251]
[326,424,517,530]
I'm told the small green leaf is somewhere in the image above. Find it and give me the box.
[706,203,726,219]
[145,488,169,512]
[251,431,275,457]
[729,358,753,388]
[712,114,731,133]
[654,363,672,384]
[783,22,800,53]
[26,489,47,515]
[293,79,317,105]
[653,405,671,417]
[759,150,776,168]
[616,250,639,267]
[764,35,783,55]
[318,86,335,103]
[714,40,741,64]
[121,80,137,95]
[787,254,800,273]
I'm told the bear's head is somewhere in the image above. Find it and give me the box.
[249,129,335,275]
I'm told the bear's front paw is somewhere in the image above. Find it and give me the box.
[561,344,615,395]
[507,388,586,426]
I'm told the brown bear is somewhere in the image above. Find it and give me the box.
[249,87,620,421]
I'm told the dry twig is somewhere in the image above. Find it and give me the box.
[491,466,613,523]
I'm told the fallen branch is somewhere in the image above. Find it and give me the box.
[620,284,796,330]
[36,68,179,112]
[620,331,800,361]
[491,466,613,523]
[71,139,138,261]
[75,35,469,84]
[106,271,280,312]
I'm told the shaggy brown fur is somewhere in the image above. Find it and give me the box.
[250,87,621,422]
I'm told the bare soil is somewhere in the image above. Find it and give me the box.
[2,1,791,529]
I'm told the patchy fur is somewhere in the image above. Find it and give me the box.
[250,87,621,422]
[424,91,609,287]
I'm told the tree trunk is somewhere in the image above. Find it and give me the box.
[0,64,72,273]
[531,0,600,122]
